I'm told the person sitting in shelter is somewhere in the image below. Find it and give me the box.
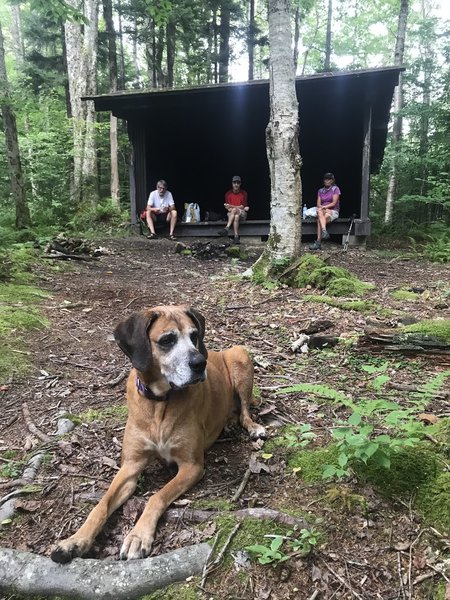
[146,179,178,240]
[309,172,341,251]
[217,175,249,244]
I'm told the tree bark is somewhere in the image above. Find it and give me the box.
[64,0,99,206]
[103,0,120,206]
[324,0,332,71]
[0,20,31,229]
[384,0,409,225]
[218,1,230,83]
[166,18,176,87]
[249,0,301,274]
[0,544,211,600]
[248,0,256,80]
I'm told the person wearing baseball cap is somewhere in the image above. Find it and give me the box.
[309,172,341,251]
[217,176,249,244]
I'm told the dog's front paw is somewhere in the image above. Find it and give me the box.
[120,530,154,560]
[50,537,86,564]
[249,423,267,440]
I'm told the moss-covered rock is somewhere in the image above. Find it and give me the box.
[308,266,352,289]
[416,471,450,531]
[327,277,374,297]
[402,319,450,343]
[225,245,248,260]
[356,446,438,498]
[391,289,420,301]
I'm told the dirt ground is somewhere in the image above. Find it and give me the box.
[0,235,449,600]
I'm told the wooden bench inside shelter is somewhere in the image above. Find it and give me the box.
[171,217,356,241]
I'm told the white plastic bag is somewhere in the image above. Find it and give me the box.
[182,203,201,223]
[305,206,317,218]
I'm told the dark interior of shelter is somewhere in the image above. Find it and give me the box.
[91,67,401,221]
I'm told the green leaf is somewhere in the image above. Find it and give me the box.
[348,412,362,426]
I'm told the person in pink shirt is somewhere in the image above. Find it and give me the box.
[309,172,341,251]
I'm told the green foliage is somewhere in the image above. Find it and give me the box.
[68,198,129,233]
[323,411,422,480]
[246,527,320,565]
[326,277,374,297]
[272,423,317,449]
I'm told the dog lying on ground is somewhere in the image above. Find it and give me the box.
[51,305,266,563]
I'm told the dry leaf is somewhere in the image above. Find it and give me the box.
[418,413,439,425]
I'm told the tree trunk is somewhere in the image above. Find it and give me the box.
[248,0,302,276]
[117,0,126,88]
[293,4,300,74]
[0,20,31,229]
[218,1,230,83]
[384,0,409,225]
[10,4,24,65]
[103,0,120,206]
[248,0,255,80]
[166,18,176,87]
[324,0,332,71]
[64,0,99,206]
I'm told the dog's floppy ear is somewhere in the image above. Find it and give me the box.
[113,312,158,372]
[186,308,208,359]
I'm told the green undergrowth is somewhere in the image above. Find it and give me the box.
[0,291,50,383]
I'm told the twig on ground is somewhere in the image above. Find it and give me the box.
[232,468,252,502]
[397,552,406,599]
[307,590,320,600]
[164,507,307,529]
[22,403,51,443]
[104,370,128,387]
[322,559,364,600]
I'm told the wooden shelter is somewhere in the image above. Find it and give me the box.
[85,66,403,239]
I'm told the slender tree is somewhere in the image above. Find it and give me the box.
[248,0,256,80]
[248,0,302,276]
[324,0,332,71]
[103,0,120,205]
[64,0,99,205]
[385,0,409,224]
[0,20,31,229]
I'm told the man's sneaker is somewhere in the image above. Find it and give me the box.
[309,240,321,251]
[217,227,229,237]
[233,236,240,245]
[321,229,330,240]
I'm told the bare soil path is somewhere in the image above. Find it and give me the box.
[0,236,449,600]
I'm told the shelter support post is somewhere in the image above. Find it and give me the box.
[359,103,372,236]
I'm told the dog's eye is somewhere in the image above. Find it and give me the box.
[158,333,176,348]
[190,331,199,345]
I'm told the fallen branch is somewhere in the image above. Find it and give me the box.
[165,507,307,529]
[22,403,51,442]
[0,543,211,600]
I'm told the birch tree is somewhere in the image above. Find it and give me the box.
[384,0,409,224]
[64,0,99,205]
[248,0,302,276]
[0,20,31,229]
[103,0,120,205]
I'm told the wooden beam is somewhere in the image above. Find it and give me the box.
[360,103,372,221]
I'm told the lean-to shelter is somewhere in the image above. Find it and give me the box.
[85,66,403,239]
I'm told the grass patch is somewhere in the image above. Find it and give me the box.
[79,405,128,423]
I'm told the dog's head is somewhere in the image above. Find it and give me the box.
[113,305,208,390]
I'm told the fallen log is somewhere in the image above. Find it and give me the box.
[0,543,211,600]
[359,328,450,359]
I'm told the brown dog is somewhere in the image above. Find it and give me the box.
[51,305,266,563]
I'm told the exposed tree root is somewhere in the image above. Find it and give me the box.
[0,543,211,600]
